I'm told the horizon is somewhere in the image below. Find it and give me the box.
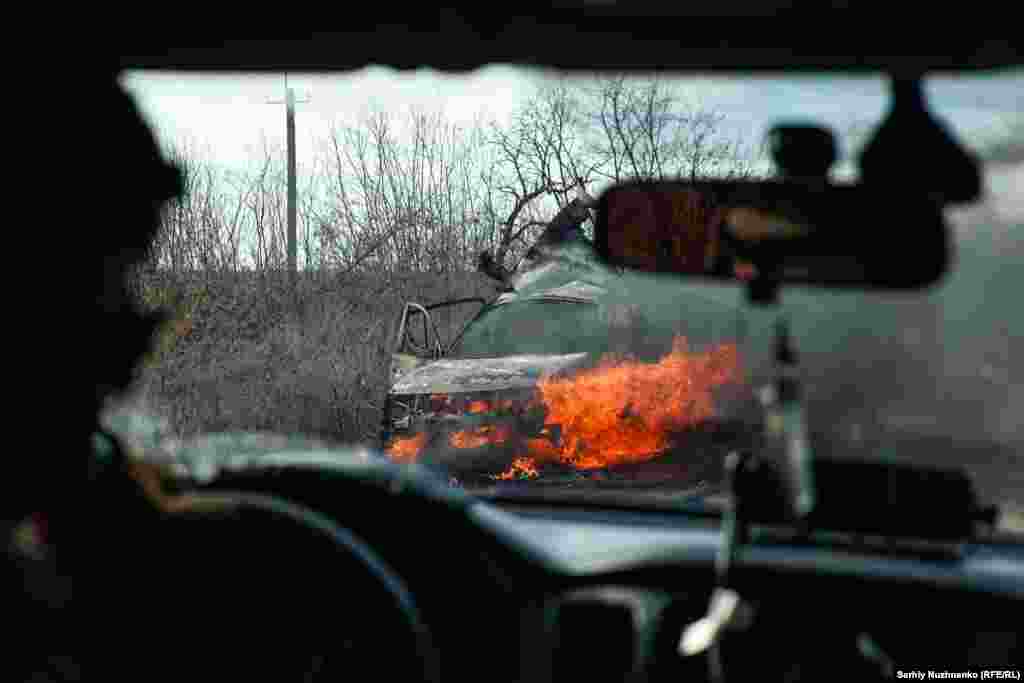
[122,67,1024,271]
[122,67,1023,175]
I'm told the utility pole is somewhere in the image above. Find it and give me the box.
[269,74,310,288]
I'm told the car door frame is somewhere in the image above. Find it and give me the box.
[383,297,489,447]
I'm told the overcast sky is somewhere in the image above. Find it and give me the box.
[120,66,1023,179]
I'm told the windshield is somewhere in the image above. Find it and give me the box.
[449,301,608,358]
[111,67,1022,515]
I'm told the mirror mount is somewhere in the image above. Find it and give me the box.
[859,74,981,206]
[742,123,838,307]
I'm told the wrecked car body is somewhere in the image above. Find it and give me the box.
[383,279,607,478]
[382,273,752,485]
[381,199,753,485]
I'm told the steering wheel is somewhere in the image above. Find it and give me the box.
[148,491,441,681]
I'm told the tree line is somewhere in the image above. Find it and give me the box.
[140,75,761,284]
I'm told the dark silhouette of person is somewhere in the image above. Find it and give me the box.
[3,71,184,676]
[7,70,438,682]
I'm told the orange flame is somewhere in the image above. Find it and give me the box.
[449,425,512,449]
[386,336,742,474]
[467,400,491,413]
[386,433,428,463]
[523,437,561,463]
[531,338,741,469]
[493,457,540,480]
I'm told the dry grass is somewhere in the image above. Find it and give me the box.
[132,268,499,448]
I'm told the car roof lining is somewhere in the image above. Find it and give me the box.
[108,14,1020,75]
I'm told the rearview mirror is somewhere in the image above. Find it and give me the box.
[594,180,950,294]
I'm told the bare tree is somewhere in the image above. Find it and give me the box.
[148,139,251,276]
[588,75,755,183]
[478,79,606,279]
[243,139,288,273]
[312,109,494,276]
[144,76,754,289]
[477,75,755,279]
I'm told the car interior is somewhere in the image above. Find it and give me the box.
[6,10,1021,682]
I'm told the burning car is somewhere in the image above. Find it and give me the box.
[382,228,755,488]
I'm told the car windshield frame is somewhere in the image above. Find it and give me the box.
[117,67,1023,518]
[446,295,605,359]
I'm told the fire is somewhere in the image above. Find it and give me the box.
[386,336,743,475]
[531,337,741,469]
[466,398,515,414]
[386,433,428,463]
[449,425,512,449]
[523,437,560,462]
[493,457,540,480]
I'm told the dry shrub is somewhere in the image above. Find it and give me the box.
[132,267,498,448]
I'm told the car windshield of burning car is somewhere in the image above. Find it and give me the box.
[116,68,1022,512]
[448,299,608,358]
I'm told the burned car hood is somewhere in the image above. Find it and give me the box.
[389,353,590,395]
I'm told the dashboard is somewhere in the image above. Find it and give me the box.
[184,453,1023,682]
[482,504,1022,681]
